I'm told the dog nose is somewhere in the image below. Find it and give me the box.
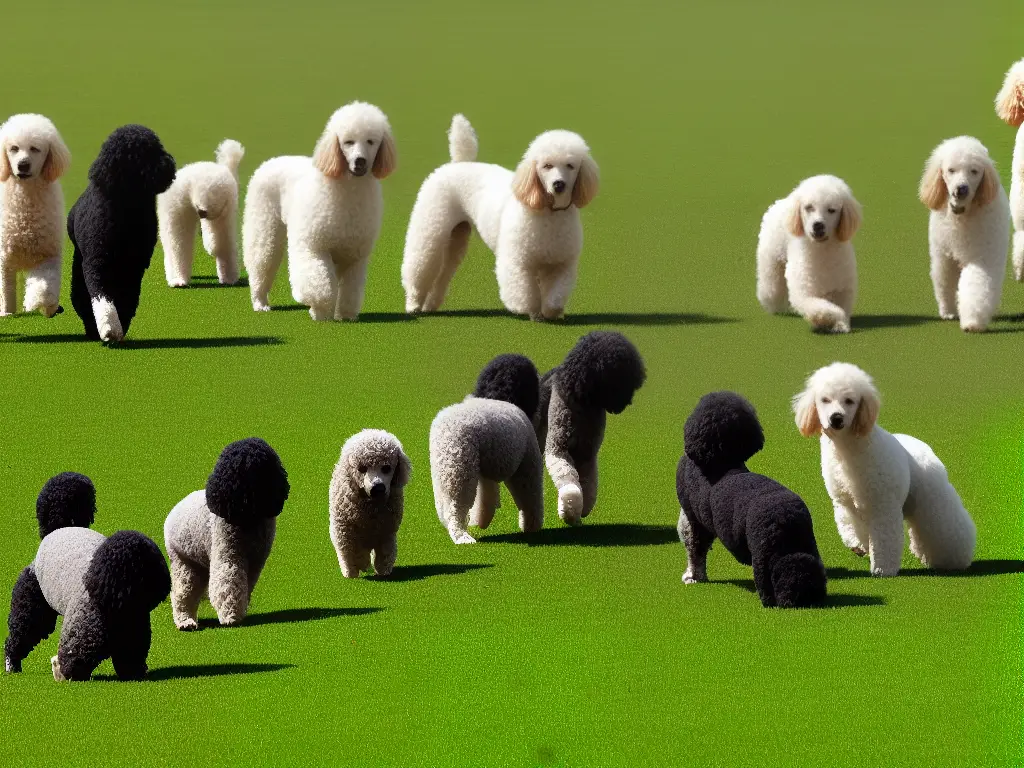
[354,157,367,170]
[552,180,566,194]
[812,221,826,236]
[828,413,844,429]
[954,183,969,198]
[16,159,30,173]
[196,208,208,219]
[370,482,386,498]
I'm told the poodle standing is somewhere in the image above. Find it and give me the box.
[329,430,411,578]
[536,331,645,526]
[793,363,976,576]
[919,137,1010,332]
[0,114,71,318]
[159,139,245,287]
[677,392,827,608]
[756,175,863,333]
[995,59,1024,282]
[243,102,396,321]
[164,438,290,629]
[401,115,599,320]
[67,125,176,342]
[5,473,170,681]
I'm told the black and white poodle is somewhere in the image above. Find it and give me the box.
[676,391,827,608]
[68,124,176,342]
[5,472,171,680]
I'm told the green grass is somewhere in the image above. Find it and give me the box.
[1,0,1022,765]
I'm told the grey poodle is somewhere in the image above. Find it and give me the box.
[329,429,411,578]
[164,438,290,630]
[536,331,646,525]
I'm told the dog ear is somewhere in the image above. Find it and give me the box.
[786,196,805,237]
[852,386,880,437]
[0,136,10,183]
[792,388,821,438]
[41,135,71,183]
[995,66,1024,127]
[313,131,345,178]
[836,193,863,242]
[572,154,600,208]
[918,154,948,211]
[512,159,548,211]
[372,129,397,180]
[974,160,1002,208]
[394,448,412,488]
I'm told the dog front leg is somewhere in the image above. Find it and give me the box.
[209,554,249,625]
[334,256,369,321]
[867,509,905,577]
[538,261,578,321]
[0,264,16,316]
[677,508,713,583]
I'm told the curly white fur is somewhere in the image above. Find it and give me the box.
[919,137,1010,332]
[0,114,70,318]
[995,59,1024,282]
[242,102,396,321]
[793,363,976,576]
[756,175,862,333]
[401,115,599,321]
[158,139,244,287]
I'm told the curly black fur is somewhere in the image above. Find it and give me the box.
[36,472,96,538]
[677,392,826,608]
[473,353,540,419]
[4,567,58,673]
[206,438,290,525]
[83,531,171,614]
[67,124,176,340]
[556,331,646,414]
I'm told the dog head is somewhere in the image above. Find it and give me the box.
[683,391,765,473]
[88,124,176,196]
[512,130,598,212]
[313,102,396,180]
[919,136,1001,216]
[83,530,171,615]
[0,113,71,183]
[557,331,646,414]
[340,429,411,502]
[206,437,290,525]
[36,472,97,538]
[995,58,1024,128]
[786,175,862,243]
[792,362,879,439]
[473,353,540,420]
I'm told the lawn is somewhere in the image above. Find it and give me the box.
[1,0,1022,765]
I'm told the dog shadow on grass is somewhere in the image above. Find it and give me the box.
[719,579,885,608]
[369,563,493,582]
[480,523,678,547]
[95,663,296,681]
[827,558,1024,580]
[11,334,284,349]
[183,275,249,289]
[849,314,940,331]
[418,308,735,326]
[198,606,383,630]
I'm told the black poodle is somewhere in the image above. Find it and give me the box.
[473,353,540,419]
[536,331,646,525]
[5,473,171,680]
[676,391,827,608]
[67,124,176,342]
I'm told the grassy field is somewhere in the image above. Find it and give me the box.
[1,0,1022,765]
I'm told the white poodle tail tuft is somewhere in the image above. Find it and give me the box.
[448,114,478,163]
[215,139,246,179]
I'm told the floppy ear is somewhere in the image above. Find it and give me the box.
[786,196,804,237]
[394,448,412,488]
[512,159,547,211]
[918,155,947,210]
[572,154,600,208]
[41,135,71,182]
[836,194,863,242]
[974,161,1001,208]
[372,129,397,179]
[995,73,1024,127]
[792,387,821,438]
[313,131,344,178]
[0,137,10,182]
[852,386,880,437]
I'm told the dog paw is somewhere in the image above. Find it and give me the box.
[5,655,19,673]
[253,301,271,312]
[449,528,477,545]
[541,307,565,322]
[682,571,707,584]
[961,323,987,333]
[168,279,188,288]
[870,566,898,577]
[51,655,67,682]
[831,320,850,334]
[939,312,957,321]
[558,484,584,526]
[308,307,333,322]
[850,546,867,557]
[0,311,13,317]
[175,617,199,632]
[40,303,62,318]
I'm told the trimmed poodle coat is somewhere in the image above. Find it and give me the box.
[329,430,411,578]
[995,58,1024,281]
[5,473,171,681]
[676,392,827,608]
[68,125,176,342]
[164,438,289,629]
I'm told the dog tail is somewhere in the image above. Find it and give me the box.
[215,139,246,179]
[448,114,478,163]
[995,59,1024,127]
[83,531,171,614]
[36,472,97,538]
[771,552,827,608]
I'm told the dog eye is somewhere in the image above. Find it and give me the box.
[844,398,855,405]
[566,164,574,170]
[29,147,40,154]
[381,465,392,474]
[543,163,553,170]
[367,139,375,146]
[9,145,17,152]
[804,204,813,212]
[827,207,836,214]
[344,140,355,147]
[357,464,367,473]
[821,397,831,404]
[969,168,979,175]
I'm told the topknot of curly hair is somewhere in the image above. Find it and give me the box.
[36,472,97,538]
[556,331,646,414]
[473,353,540,419]
[206,438,290,525]
[684,391,765,470]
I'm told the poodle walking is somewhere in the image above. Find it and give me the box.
[401,114,599,320]
[996,59,1024,282]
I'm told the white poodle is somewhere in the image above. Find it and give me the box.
[0,114,71,318]
[242,102,396,321]
[401,114,599,321]
[793,362,976,576]
[995,59,1024,282]
[158,139,245,287]
[756,175,862,333]
[919,137,1010,332]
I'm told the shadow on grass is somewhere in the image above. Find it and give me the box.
[853,314,939,330]
[199,606,383,629]
[720,579,885,607]
[827,558,1024,580]
[181,278,249,289]
[116,336,283,350]
[369,563,493,582]
[426,308,520,319]
[480,523,678,547]
[559,312,735,326]
[270,304,309,312]
[13,334,92,344]
[354,312,417,323]
[94,663,296,681]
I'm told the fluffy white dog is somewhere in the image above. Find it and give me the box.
[243,102,396,321]
[793,362,976,576]
[995,58,1024,282]
[756,175,862,333]
[919,137,1010,332]
[401,114,599,320]
[158,139,245,287]
[0,114,71,318]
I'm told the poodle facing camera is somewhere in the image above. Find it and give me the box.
[756,175,863,333]
[793,363,976,576]
[159,139,245,287]
[536,331,646,526]
[401,114,599,320]
[67,124,176,342]
[0,114,71,319]
[243,101,396,321]
[164,438,290,629]
[676,392,827,608]
[995,58,1024,281]
[329,430,411,578]
[5,473,171,681]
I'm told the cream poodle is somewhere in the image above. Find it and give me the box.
[756,175,862,333]
[793,362,976,576]
[243,101,396,321]
[0,114,71,318]
[919,137,1010,332]
[995,59,1024,282]
[401,114,599,320]
[158,139,245,287]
